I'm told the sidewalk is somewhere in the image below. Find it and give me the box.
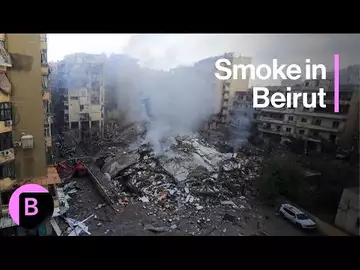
[315,218,348,236]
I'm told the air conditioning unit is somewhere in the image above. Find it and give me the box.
[21,134,34,149]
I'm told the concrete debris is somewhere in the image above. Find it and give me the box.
[139,196,149,203]
[223,213,237,223]
[221,200,239,208]
[95,204,106,210]
[144,224,178,233]
[170,224,178,230]
[82,125,261,219]
[67,189,77,194]
[54,122,265,236]
[57,188,70,215]
[64,181,76,191]
[65,214,94,236]
[50,218,62,236]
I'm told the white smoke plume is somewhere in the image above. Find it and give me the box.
[108,58,221,154]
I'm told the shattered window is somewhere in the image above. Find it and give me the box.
[0,161,15,179]
[0,132,13,151]
[0,102,12,121]
[41,50,48,66]
[42,76,48,89]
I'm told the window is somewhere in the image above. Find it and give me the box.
[296,214,309,220]
[42,76,48,89]
[0,102,12,121]
[284,208,295,216]
[299,130,305,135]
[276,126,281,131]
[301,118,307,123]
[0,161,15,179]
[313,131,319,137]
[44,127,50,137]
[356,218,359,229]
[329,134,336,142]
[71,122,79,129]
[332,121,339,128]
[314,119,321,126]
[286,127,291,132]
[41,50,48,66]
[0,132,13,151]
[288,116,294,121]
[70,97,78,100]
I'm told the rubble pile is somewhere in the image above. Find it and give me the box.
[86,122,148,156]
[98,133,262,216]
[55,122,267,235]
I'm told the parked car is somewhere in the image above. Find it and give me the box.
[279,204,316,230]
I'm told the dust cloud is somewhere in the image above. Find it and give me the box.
[105,52,223,154]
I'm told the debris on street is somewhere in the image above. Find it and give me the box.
[53,123,270,236]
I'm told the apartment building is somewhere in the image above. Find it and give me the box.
[0,34,63,236]
[206,53,252,130]
[52,54,105,141]
[255,79,359,153]
[229,90,255,135]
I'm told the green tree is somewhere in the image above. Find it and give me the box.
[258,154,306,201]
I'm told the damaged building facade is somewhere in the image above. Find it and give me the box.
[51,53,106,141]
[0,34,64,236]
[249,78,359,153]
[228,90,256,148]
[206,53,252,131]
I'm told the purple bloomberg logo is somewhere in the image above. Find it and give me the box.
[9,184,54,229]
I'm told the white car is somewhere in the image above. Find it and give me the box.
[279,204,316,230]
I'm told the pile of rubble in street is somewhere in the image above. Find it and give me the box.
[92,122,262,229]
[53,122,266,235]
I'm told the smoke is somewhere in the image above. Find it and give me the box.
[105,51,222,154]
[127,63,220,154]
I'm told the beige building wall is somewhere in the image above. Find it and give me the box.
[6,34,47,180]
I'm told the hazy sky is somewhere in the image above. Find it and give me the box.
[48,34,360,85]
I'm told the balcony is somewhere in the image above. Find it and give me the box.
[43,91,50,101]
[41,66,49,75]
[45,136,52,147]
[294,110,347,120]
[296,122,342,133]
[41,40,47,50]
[258,116,284,125]
[258,125,294,137]
[261,107,288,113]
[44,115,52,125]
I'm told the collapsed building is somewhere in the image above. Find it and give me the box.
[53,121,263,236]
